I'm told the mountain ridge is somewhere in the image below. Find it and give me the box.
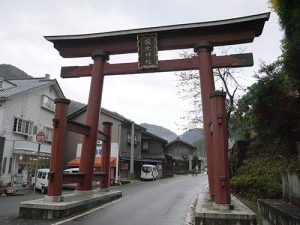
[140,123,204,146]
[0,64,32,79]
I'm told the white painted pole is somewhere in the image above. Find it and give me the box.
[115,144,119,182]
[32,143,41,199]
[130,121,134,176]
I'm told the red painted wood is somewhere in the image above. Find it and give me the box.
[47,99,70,197]
[101,122,113,189]
[66,120,108,141]
[211,92,231,204]
[52,29,256,58]
[67,120,90,136]
[77,54,106,191]
[195,43,216,199]
[60,53,253,78]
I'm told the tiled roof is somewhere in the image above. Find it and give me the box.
[0,78,62,99]
[166,137,195,148]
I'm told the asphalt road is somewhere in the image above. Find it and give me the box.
[0,174,208,225]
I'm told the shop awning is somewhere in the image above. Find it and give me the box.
[67,156,116,167]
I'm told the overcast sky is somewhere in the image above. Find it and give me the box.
[0,0,283,134]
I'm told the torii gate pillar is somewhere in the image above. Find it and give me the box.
[211,91,231,204]
[194,41,215,199]
[77,50,109,191]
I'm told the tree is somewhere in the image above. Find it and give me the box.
[231,60,300,145]
[177,49,245,130]
[270,0,300,84]
[229,60,300,200]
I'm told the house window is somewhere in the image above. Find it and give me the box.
[33,126,38,135]
[2,157,7,174]
[127,132,137,143]
[142,141,149,150]
[43,127,53,142]
[13,117,33,135]
[8,157,13,173]
[41,95,55,112]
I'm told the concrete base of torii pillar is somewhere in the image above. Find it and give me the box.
[19,190,122,219]
[194,190,257,225]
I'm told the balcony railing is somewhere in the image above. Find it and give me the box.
[13,140,51,156]
[127,139,140,146]
[120,152,137,159]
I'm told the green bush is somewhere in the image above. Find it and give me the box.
[230,147,297,200]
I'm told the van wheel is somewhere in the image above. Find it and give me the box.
[41,187,47,194]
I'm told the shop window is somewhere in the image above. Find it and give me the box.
[41,95,55,112]
[13,117,33,135]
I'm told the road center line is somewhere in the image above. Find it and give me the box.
[52,196,129,225]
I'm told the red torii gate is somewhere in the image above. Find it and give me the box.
[45,13,269,206]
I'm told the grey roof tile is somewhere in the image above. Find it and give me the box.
[0,78,56,99]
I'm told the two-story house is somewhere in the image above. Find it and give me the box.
[0,75,64,185]
[164,137,196,174]
[141,130,169,178]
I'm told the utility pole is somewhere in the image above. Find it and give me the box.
[129,121,135,179]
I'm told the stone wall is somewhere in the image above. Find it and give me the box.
[281,170,300,207]
[258,199,300,225]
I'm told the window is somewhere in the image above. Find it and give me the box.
[33,126,38,135]
[127,132,137,142]
[8,157,13,173]
[13,117,33,135]
[142,141,149,150]
[43,127,53,142]
[2,157,7,174]
[41,95,55,111]
[41,172,47,179]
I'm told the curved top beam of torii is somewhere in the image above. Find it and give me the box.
[45,12,270,58]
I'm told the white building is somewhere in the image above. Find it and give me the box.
[0,75,64,185]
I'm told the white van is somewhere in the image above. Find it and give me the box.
[62,167,99,189]
[31,168,49,194]
[140,164,158,180]
[62,167,79,189]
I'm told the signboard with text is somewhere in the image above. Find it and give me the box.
[137,33,158,69]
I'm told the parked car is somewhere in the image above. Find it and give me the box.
[62,167,99,189]
[31,168,49,194]
[62,167,79,189]
[140,164,158,180]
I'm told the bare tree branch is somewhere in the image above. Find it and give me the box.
[177,47,247,129]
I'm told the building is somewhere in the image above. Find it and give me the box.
[141,130,170,178]
[65,106,146,179]
[0,76,64,185]
[164,137,196,174]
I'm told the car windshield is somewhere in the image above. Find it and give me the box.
[142,166,152,173]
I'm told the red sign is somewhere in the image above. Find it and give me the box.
[36,131,46,144]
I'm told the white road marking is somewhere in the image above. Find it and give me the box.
[52,196,128,225]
